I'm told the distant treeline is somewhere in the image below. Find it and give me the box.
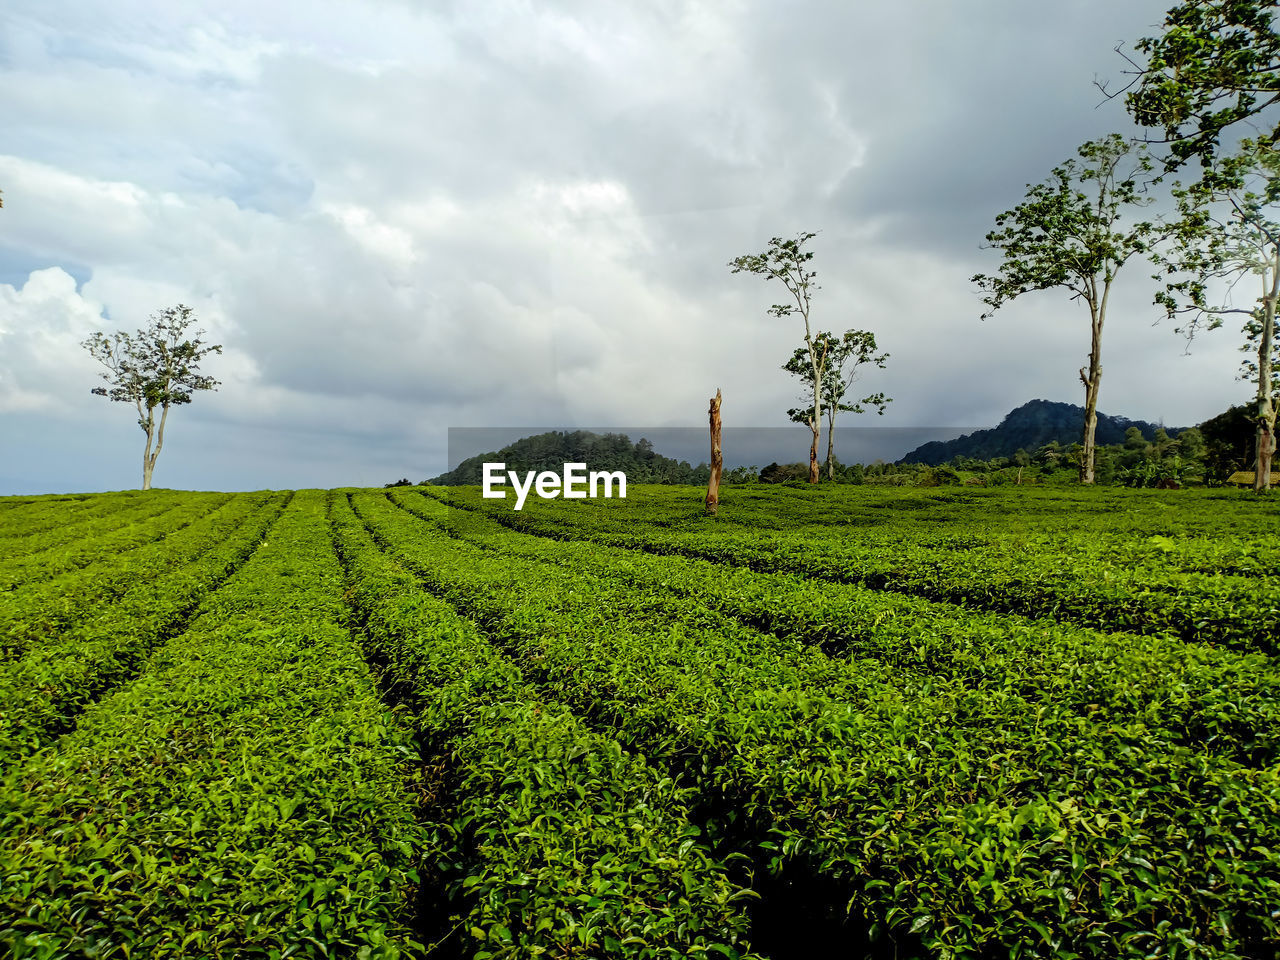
[423,431,715,486]
[758,403,1254,488]
[384,402,1257,490]
[897,398,1185,465]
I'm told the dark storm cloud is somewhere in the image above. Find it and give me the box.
[813,1,1172,255]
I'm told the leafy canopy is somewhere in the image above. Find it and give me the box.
[973,134,1157,316]
[1126,1,1280,166]
[1156,139,1280,392]
[82,304,222,430]
[782,330,890,424]
[1156,139,1280,326]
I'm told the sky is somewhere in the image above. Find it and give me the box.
[0,0,1259,494]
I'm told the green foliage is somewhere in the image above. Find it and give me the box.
[1115,456,1186,488]
[82,304,221,421]
[730,231,827,478]
[1200,403,1258,482]
[727,231,819,327]
[973,134,1157,315]
[443,481,1280,653]
[723,465,761,483]
[921,465,962,486]
[0,494,287,767]
[0,492,191,574]
[1153,139,1280,489]
[0,491,151,545]
[1154,140,1280,337]
[782,329,891,425]
[1126,0,1280,166]
[332,494,761,959]
[4,485,1279,957]
[82,304,223,489]
[783,329,891,477]
[391,485,1280,956]
[0,493,422,958]
[758,461,810,483]
[973,135,1159,482]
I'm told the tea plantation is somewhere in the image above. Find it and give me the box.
[1,484,1277,959]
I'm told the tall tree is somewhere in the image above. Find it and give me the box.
[783,330,890,479]
[972,134,1158,483]
[82,304,223,490]
[1124,1,1280,168]
[1153,139,1280,491]
[730,231,826,483]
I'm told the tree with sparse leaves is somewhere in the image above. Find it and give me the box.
[730,231,828,483]
[973,134,1158,484]
[1153,138,1279,491]
[783,330,890,480]
[82,304,222,490]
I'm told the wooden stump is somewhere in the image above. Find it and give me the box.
[705,388,723,515]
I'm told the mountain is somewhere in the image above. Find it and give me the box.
[897,399,1186,466]
[426,430,711,485]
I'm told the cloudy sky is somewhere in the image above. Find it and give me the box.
[0,0,1253,493]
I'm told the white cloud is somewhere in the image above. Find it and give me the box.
[0,267,108,415]
[320,202,418,270]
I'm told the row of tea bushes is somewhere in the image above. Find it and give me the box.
[0,492,175,558]
[0,492,232,591]
[357,491,1280,959]
[434,486,1280,653]
[397,489,1280,767]
[0,491,424,958]
[0,492,281,661]
[331,492,761,960]
[0,491,148,544]
[0,494,290,768]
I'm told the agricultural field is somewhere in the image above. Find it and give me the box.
[1,484,1278,959]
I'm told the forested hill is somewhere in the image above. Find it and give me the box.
[899,399,1187,466]
[426,431,711,485]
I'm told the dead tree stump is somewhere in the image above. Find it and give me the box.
[705,388,723,515]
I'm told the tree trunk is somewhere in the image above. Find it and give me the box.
[141,425,155,491]
[1079,375,1098,485]
[147,402,171,490]
[825,412,836,480]
[808,419,820,484]
[1078,307,1104,484]
[1254,266,1276,493]
[705,389,723,514]
[806,336,824,485]
[1256,417,1276,492]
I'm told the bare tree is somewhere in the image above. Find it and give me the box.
[82,304,222,490]
[705,388,722,514]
